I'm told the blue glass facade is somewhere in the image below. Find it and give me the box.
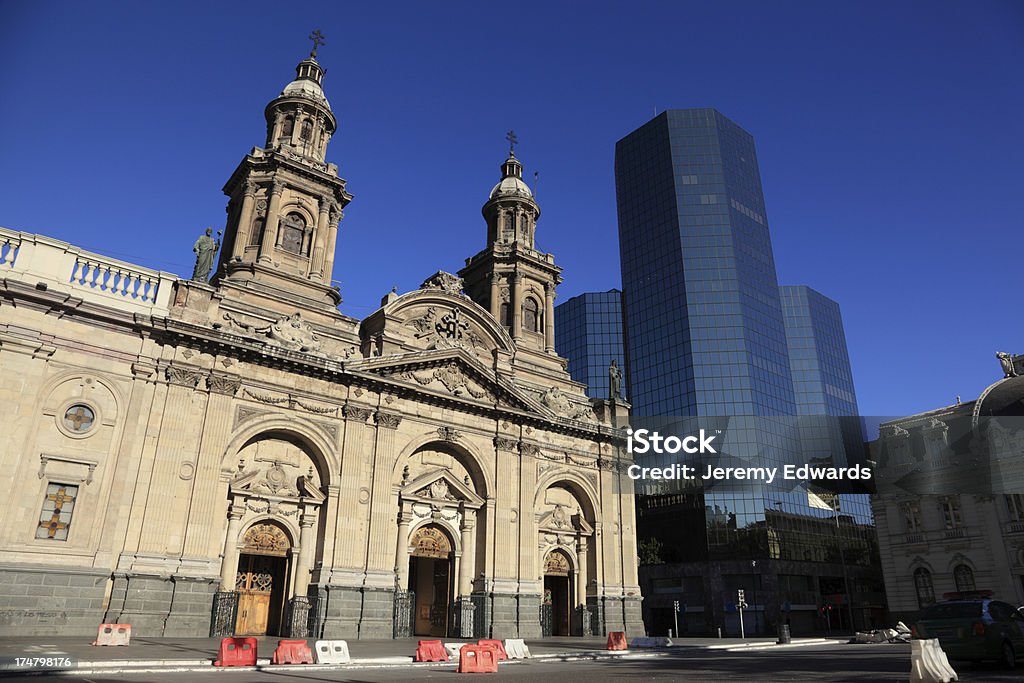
[616,110,884,635]
[616,109,795,420]
[779,285,859,418]
[554,289,625,401]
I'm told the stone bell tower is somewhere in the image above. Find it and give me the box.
[459,133,562,355]
[213,35,353,311]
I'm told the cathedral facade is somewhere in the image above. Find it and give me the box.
[0,50,644,639]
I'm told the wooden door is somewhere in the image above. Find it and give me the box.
[235,556,274,635]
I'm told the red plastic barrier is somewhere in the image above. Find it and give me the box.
[415,639,449,662]
[606,631,628,650]
[271,639,314,665]
[476,639,508,661]
[214,637,258,667]
[458,644,498,673]
[92,623,131,646]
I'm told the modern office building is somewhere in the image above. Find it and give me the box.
[554,289,626,401]
[615,109,883,636]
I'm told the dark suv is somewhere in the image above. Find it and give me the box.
[913,598,1024,668]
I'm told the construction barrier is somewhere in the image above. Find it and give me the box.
[630,636,672,648]
[271,639,314,665]
[477,639,508,660]
[92,623,131,646]
[607,631,629,650]
[313,640,351,664]
[503,638,531,659]
[415,639,450,662]
[214,637,258,667]
[458,644,499,673]
[910,639,958,683]
[445,642,469,658]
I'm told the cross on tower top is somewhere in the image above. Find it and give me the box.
[506,130,518,155]
[309,30,326,58]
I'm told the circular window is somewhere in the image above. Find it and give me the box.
[62,404,95,433]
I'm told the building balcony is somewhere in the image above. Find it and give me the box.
[904,532,925,545]
[1006,521,1024,534]
[943,527,967,539]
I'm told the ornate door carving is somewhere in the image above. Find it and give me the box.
[234,523,290,635]
[236,557,274,635]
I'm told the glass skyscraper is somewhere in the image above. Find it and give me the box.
[615,109,883,636]
[554,289,625,401]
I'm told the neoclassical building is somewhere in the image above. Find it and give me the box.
[0,48,644,639]
[871,353,1024,623]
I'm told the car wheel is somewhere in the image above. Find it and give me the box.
[1003,640,1017,669]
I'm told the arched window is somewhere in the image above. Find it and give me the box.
[281,116,294,137]
[279,213,307,255]
[953,564,975,592]
[300,120,313,141]
[913,568,935,608]
[523,297,540,333]
[248,218,265,246]
[499,302,510,330]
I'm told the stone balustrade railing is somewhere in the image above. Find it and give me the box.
[0,226,177,315]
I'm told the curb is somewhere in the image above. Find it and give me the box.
[5,650,674,676]
[703,638,828,651]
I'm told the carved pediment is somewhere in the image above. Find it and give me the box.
[351,350,544,414]
[401,468,484,509]
[538,504,593,536]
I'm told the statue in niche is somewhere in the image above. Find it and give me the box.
[191,227,221,282]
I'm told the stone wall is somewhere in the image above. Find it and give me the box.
[0,565,108,636]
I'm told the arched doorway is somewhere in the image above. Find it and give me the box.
[408,524,455,637]
[235,522,292,636]
[544,549,573,636]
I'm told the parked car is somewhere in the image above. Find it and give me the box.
[913,596,1024,668]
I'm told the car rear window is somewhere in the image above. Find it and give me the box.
[922,602,983,619]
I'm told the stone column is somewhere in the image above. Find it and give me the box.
[321,206,341,284]
[183,375,239,561]
[311,194,332,278]
[258,181,284,264]
[220,502,244,590]
[395,510,412,590]
[544,282,556,352]
[139,368,202,556]
[232,182,257,260]
[290,106,304,146]
[511,273,523,340]
[459,513,476,597]
[577,538,589,607]
[489,274,501,321]
[294,510,318,596]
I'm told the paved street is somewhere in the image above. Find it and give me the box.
[3,641,1021,682]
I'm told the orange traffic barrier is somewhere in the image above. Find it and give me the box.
[458,644,498,673]
[415,639,449,662]
[214,637,258,667]
[606,631,628,650]
[92,623,131,646]
[271,639,314,665]
[477,639,508,660]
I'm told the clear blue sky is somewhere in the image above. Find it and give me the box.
[1,1,1021,419]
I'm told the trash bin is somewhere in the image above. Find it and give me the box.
[777,625,791,644]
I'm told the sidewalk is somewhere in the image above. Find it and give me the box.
[0,634,839,676]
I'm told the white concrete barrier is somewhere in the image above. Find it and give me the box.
[504,638,532,659]
[444,642,469,658]
[313,640,351,664]
[629,636,673,648]
[910,639,958,683]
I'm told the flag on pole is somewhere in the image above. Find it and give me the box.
[807,486,839,512]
